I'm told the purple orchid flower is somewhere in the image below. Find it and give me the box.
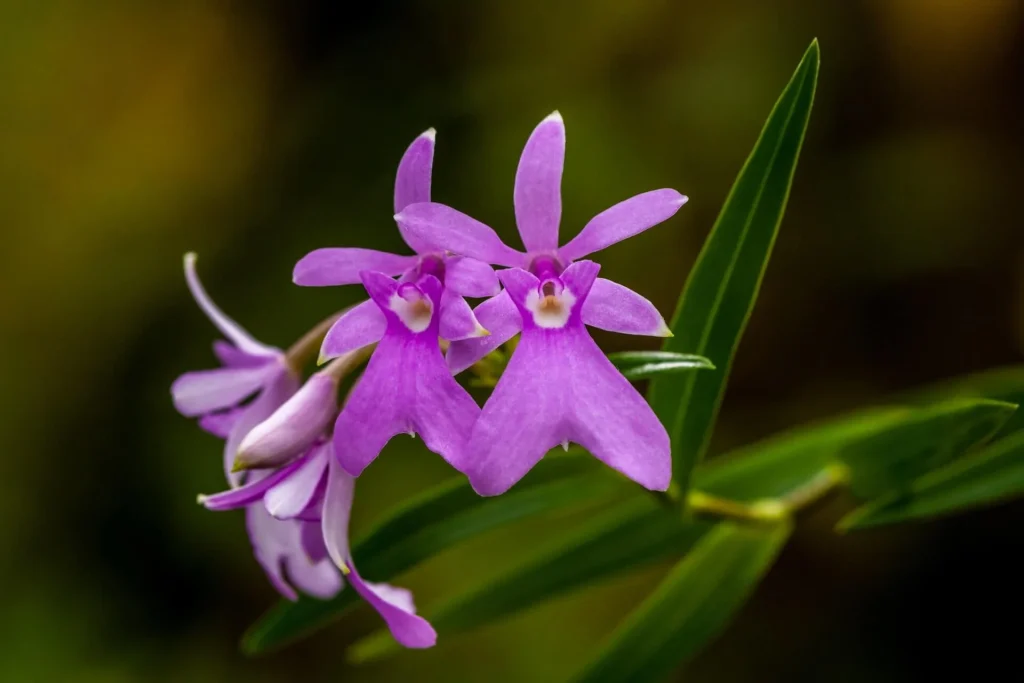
[394,111,686,374]
[171,253,299,486]
[171,255,339,600]
[199,438,437,648]
[292,129,499,363]
[458,261,671,495]
[332,271,480,477]
[393,113,682,495]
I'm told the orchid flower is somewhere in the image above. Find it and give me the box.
[171,255,338,600]
[293,129,497,362]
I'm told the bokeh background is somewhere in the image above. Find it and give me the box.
[2,0,1022,681]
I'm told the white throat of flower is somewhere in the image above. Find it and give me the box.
[525,280,576,329]
[390,286,433,332]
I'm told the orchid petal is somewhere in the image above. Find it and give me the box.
[514,112,565,252]
[322,455,355,570]
[446,289,523,374]
[235,373,339,470]
[265,444,330,519]
[396,203,523,267]
[558,189,688,261]
[443,255,500,298]
[198,408,243,439]
[246,502,341,601]
[200,455,309,511]
[494,267,540,305]
[395,129,438,254]
[558,259,600,302]
[300,521,329,563]
[183,253,278,357]
[213,341,268,368]
[563,330,671,491]
[463,329,569,496]
[223,367,300,486]
[320,299,387,362]
[171,363,278,417]
[581,278,671,337]
[293,248,416,287]
[333,332,478,476]
[347,568,437,648]
[285,540,343,600]
[439,290,488,341]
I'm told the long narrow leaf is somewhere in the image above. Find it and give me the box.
[347,497,713,663]
[570,520,792,683]
[649,40,820,499]
[835,399,1015,498]
[241,454,623,654]
[839,428,1024,530]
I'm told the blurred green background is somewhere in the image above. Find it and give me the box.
[2,0,1022,681]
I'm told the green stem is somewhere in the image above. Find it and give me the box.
[684,462,850,525]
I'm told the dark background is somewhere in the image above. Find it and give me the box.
[1,1,1022,681]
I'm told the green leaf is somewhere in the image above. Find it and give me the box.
[839,427,1024,530]
[905,364,1024,438]
[241,453,623,655]
[607,351,715,381]
[695,399,1014,502]
[835,399,1015,498]
[648,40,820,499]
[569,520,792,683]
[695,406,905,502]
[347,497,714,663]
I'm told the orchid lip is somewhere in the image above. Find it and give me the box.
[525,276,575,329]
[390,283,433,332]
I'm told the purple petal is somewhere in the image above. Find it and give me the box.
[198,408,243,439]
[395,203,523,267]
[285,545,343,599]
[246,503,299,600]
[494,268,540,306]
[293,248,416,287]
[443,256,500,298]
[246,503,341,601]
[514,112,565,252]
[446,289,523,374]
[562,329,671,491]
[463,329,570,496]
[300,521,329,563]
[200,456,309,511]
[171,363,278,417]
[347,568,437,648]
[223,367,300,486]
[322,455,355,569]
[558,189,688,262]
[184,253,278,358]
[439,290,487,342]
[320,299,387,362]
[213,341,269,368]
[558,260,600,302]
[395,130,437,254]
[581,277,671,337]
[265,443,330,519]
[333,331,479,476]
[235,372,339,470]
[360,270,402,309]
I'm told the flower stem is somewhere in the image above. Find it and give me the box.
[684,463,850,525]
[285,310,345,371]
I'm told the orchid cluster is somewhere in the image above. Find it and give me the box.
[172,112,687,649]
